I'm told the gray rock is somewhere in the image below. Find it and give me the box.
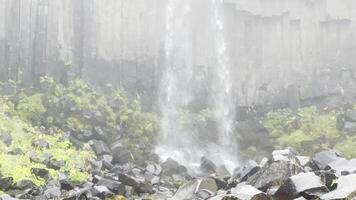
[32,139,49,149]
[230,183,272,200]
[173,178,218,200]
[44,186,61,199]
[345,109,356,122]
[161,158,187,176]
[13,179,36,190]
[0,132,12,146]
[0,177,13,191]
[320,174,356,200]
[314,150,344,170]
[0,194,18,200]
[200,156,217,175]
[96,177,125,195]
[327,158,356,175]
[7,148,23,155]
[274,172,328,200]
[247,160,303,191]
[230,160,260,184]
[343,121,356,133]
[90,140,111,156]
[31,168,50,181]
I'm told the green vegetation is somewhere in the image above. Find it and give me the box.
[0,98,94,186]
[262,106,356,158]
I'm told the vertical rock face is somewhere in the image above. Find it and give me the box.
[0,0,356,107]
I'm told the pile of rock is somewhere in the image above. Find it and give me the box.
[173,148,356,200]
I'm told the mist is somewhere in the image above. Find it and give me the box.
[0,0,355,199]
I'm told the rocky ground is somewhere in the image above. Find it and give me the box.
[1,136,356,200]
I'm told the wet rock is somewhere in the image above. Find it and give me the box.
[296,156,310,167]
[146,162,162,176]
[1,132,12,146]
[96,177,125,195]
[112,149,134,164]
[173,178,218,200]
[0,177,13,191]
[247,159,303,191]
[320,174,356,200]
[317,171,338,191]
[59,173,74,191]
[200,157,217,175]
[47,159,65,170]
[93,126,107,141]
[44,186,61,199]
[32,139,49,149]
[161,158,187,176]
[274,172,328,200]
[118,173,153,194]
[90,140,111,156]
[91,185,113,198]
[314,150,344,170]
[13,180,36,190]
[229,160,260,186]
[272,148,299,164]
[230,183,272,200]
[327,158,356,175]
[31,168,50,181]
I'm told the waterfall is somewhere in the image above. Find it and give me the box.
[157,0,238,173]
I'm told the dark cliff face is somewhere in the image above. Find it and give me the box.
[0,0,356,107]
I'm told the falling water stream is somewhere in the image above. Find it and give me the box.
[156,0,238,173]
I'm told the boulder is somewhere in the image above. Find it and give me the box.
[44,186,61,199]
[118,173,153,194]
[96,177,125,195]
[229,183,272,200]
[31,139,49,149]
[31,168,50,181]
[229,160,260,185]
[274,172,328,200]
[90,140,111,156]
[161,158,187,176]
[327,158,356,175]
[0,132,12,146]
[200,157,217,175]
[173,178,218,200]
[7,148,23,155]
[343,121,356,133]
[0,177,13,191]
[13,180,36,190]
[320,174,356,200]
[91,185,113,198]
[0,194,18,200]
[314,150,344,170]
[247,160,303,192]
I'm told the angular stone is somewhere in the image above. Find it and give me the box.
[90,140,111,156]
[345,109,356,122]
[320,174,356,200]
[200,156,217,175]
[230,183,272,200]
[96,177,125,195]
[229,160,260,185]
[314,150,343,170]
[31,168,50,181]
[44,186,61,199]
[13,180,35,190]
[274,172,328,200]
[0,177,13,191]
[343,121,356,133]
[161,158,187,176]
[7,148,23,155]
[173,178,218,200]
[247,160,303,191]
[327,158,356,175]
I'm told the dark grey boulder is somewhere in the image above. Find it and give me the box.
[13,180,36,190]
[31,139,49,149]
[314,150,344,170]
[247,160,303,191]
[161,158,187,176]
[274,172,328,200]
[0,132,12,146]
[91,185,113,198]
[31,168,50,181]
[118,173,153,194]
[96,177,125,195]
[200,156,217,175]
[320,174,356,200]
[0,177,13,191]
[0,194,18,200]
[90,140,111,156]
[229,160,260,185]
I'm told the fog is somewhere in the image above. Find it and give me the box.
[0,0,356,199]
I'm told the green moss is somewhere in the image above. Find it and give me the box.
[334,135,356,158]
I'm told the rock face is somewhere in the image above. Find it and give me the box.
[313,150,344,170]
